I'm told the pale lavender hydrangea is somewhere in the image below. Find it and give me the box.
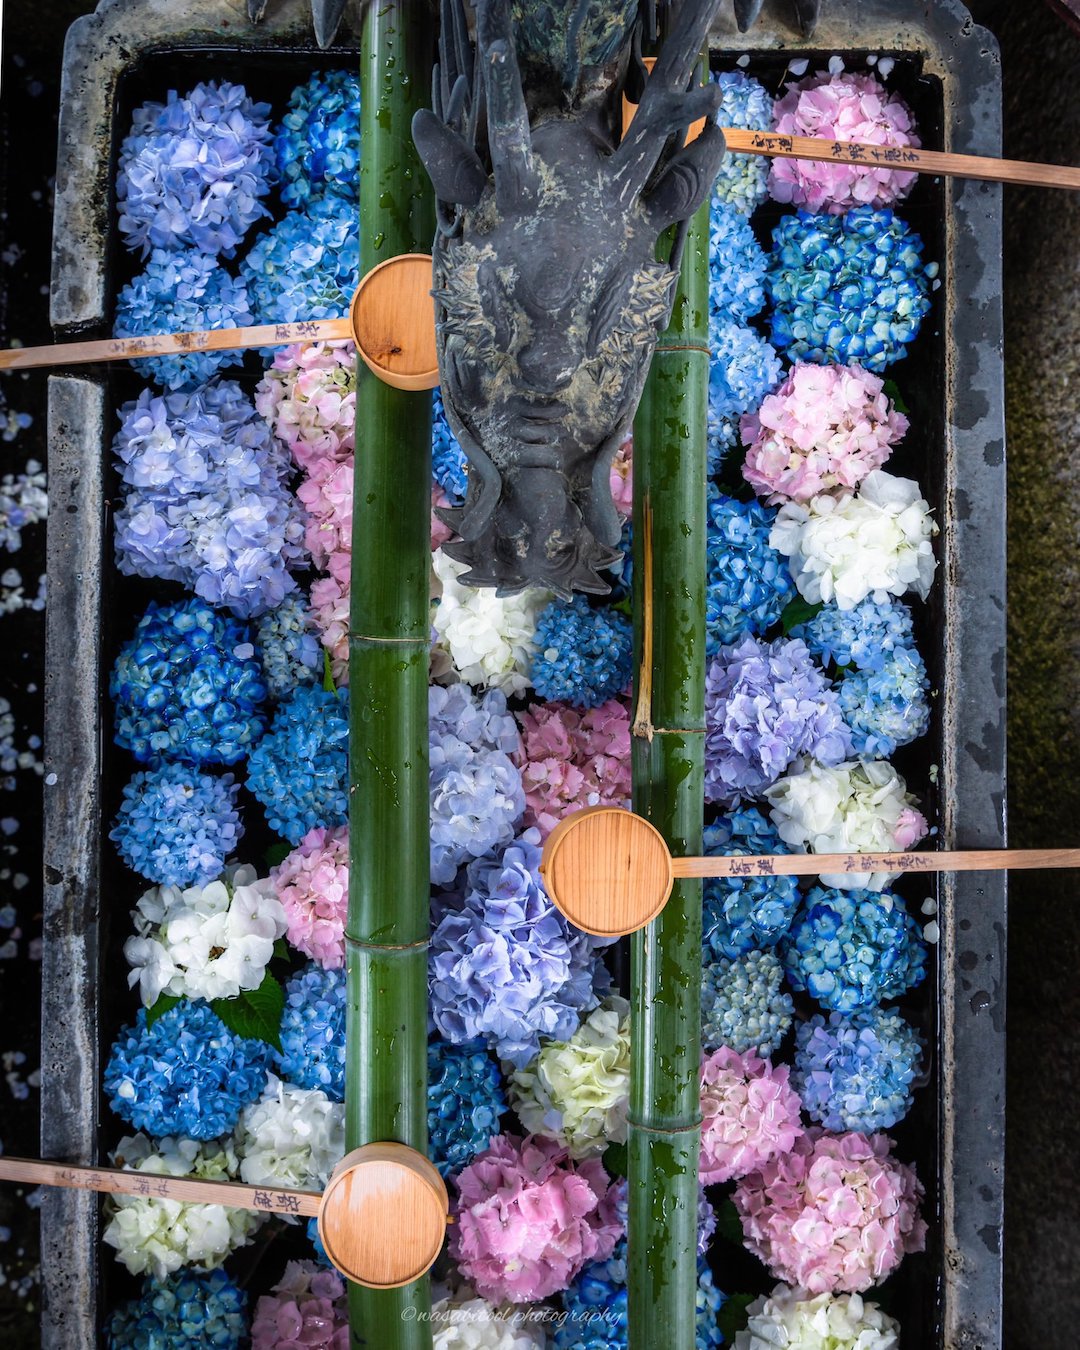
[429,830,613,1067]
[112,381,308,618]
[705,636,852,805]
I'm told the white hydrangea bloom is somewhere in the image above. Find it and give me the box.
[764,758,927,891]
[431,549,550,696]
[236,1074,345,1193]
[735,1283,900,1350]
[124,862,286,1006]
[769,470,937,610]
[509,996,631,1157]
[102,1132,262,1278]
[431,1283,549,1349]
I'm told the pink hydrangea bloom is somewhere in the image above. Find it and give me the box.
[432,486,455,550]
[271,825,348,968]
[310,573,349,686]
[893,805,929,851]
[741,364,908,505]
[250,1259,349,1349]
[298,452,353,570]
[255,341,356,471]
[609,437,633,519]
[734,1129,926,1294]
[699,1047,805,1185]
[769,73,919,214]
[450,1133,623,1303]
[514,700,632,838]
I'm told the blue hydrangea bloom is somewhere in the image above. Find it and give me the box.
[707,410,738,478]
[110,598,268,766]
[110,762,243,888]
[307,1214,331,1266]
[782,886,928,1012]
[531,597,633,708]
[429,684,524,885]
[702,808,800,959]
[104,1000,272,1140]
[838,645,931,758]
[255,596,322,700]
[427,1038,508,1177]
[106,1268,247,1349]
[429,830,613,1067]
[793,1006,924,1132]
[708,318,782,422]
[701,949,794,1056]
[278,964,347,1101]
[247,684,349,844]
[112,381,308,617]
[705,635,852,804]
[275,70,362,208]
[710,70,774,214]
[706,494,795,654]
[709,195,767,323]
[792,596,916,673]
[240,195,360,325]
[556,1242,724,1350]
[432,390,468,502]
[114,249,254,390]
[117,81,274,258]
[767,207,939,372]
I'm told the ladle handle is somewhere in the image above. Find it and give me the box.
[721,128,1080,192]
[671,847,1080,879]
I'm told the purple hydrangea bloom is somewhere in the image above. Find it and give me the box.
[428,1039,508,1178]
[706,494,795,654]
[278,964,346,1101]
[275,70,362,209]
[254,597,322,700]
[246,684,349,845]
[112,381,308,618]
[781,885,928,1012]
[709,196,767,323]
[110,598,267,766]
[531,598,633,709]
[705,635,851,805]
[428,830,613,1067]
[240,196,360,325]
[110,762,243,888]
[429,684,525,885]
[837,645,931,758]
[792,596,916,673]
[117,81,274,258]
[702,807,800,959]
[793,1006,924,1132]
[104,1000,272,1140]
[114,249,254,390]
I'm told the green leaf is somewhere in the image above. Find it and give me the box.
[602,1142,628,1178]
[272,938,290,963]
[265,841,292,870]
[145,992,182,1031]
[780,595,824,635]
[715,1197,744,1247]
[717,1292,755,1343]
[211,973,285,1051]
[322,647,336,693]
[611,595,632,618]
[882,379,910,415]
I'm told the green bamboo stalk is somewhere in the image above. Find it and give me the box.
[627,191,711,1350]
[347,3,436,1346]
